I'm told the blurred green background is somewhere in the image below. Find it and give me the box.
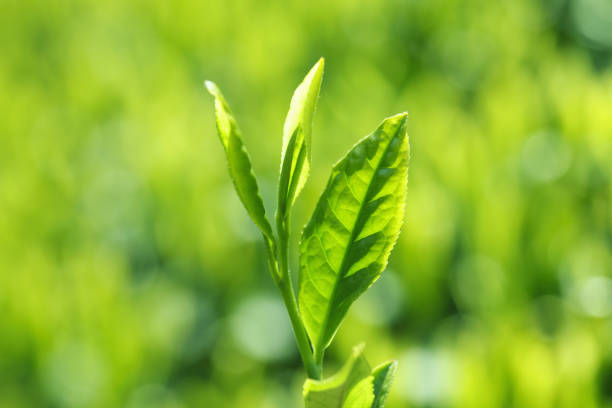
[1,0,612,407]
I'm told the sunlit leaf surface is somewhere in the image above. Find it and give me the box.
[278,58,324,220]
[299,113,410,357]
[371,360,398,408]
[303,344,371,408]
[205,81,275,245]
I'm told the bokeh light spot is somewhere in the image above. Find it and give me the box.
[230,294,294,362]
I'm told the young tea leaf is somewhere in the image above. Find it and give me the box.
[205,81,275,246]
[299,113,410,359]
[303,344,371,408]
[277,58,324,222]
[371,361,398,408]
[342,376,375,408]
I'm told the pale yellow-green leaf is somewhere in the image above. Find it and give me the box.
[205,81,275,246]
[278,58,324,220]
[371,361,397,408]
[303,344,371,408]
[342,376,374,408]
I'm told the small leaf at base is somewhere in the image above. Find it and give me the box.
[303,344,370,408]
[371,360,398,408]
[342,376,375,408]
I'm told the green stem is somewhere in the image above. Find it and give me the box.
[276,218,321,380]
[314,348,325,371]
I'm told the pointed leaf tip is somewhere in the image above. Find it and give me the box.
[389,112,408,125]
[315,57,325,69]
[204,80,217,95]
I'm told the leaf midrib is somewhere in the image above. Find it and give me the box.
[313,120,405,355]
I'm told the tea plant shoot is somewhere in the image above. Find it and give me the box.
[206,58,409,408]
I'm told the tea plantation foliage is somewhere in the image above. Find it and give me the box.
[1,0,612,407]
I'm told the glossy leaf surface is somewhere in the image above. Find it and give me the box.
[303,344,371,408]
[278,58,324,220]
[299,113,410,357]
[205,81,275,244]
[342,376,374,408]
[371,361,397,408]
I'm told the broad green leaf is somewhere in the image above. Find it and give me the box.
[205,81,275,245]
[371,361,398,408]
[303,344,371,408]
[299,113,410,357]
[277,58,324,221]
[342,376,375,408]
